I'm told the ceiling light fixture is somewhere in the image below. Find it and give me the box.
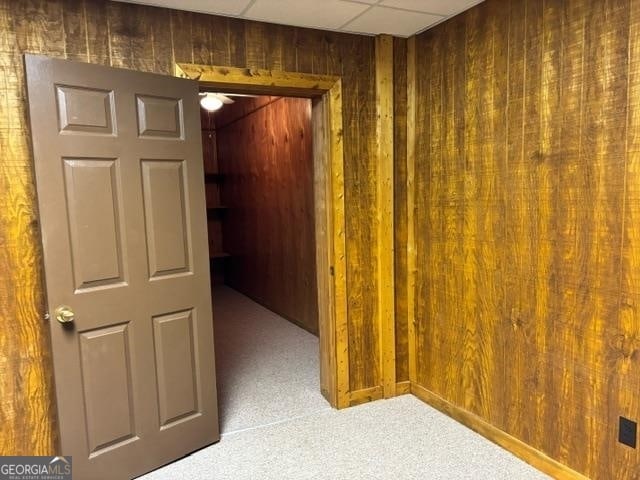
[199,93,224,112]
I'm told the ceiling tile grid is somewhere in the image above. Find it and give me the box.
[117,0,485,37]
[243,0,370,31]
[341,6,444,37]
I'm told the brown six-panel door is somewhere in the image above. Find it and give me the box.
[25,54,219,479]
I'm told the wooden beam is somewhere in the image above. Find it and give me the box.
[375,34,396,398]
[406,36,417,386]
[175,64,339,97]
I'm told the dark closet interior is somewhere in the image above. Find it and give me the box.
[201,95,319,334]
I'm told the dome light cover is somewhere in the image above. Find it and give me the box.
[200,94,223,112]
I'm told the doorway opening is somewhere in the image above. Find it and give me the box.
[175,64,350,413]
[201,93,327,432]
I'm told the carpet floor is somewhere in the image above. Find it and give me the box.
[141,287,549,480]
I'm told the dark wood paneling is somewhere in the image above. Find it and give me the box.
[213,96,280,129]
[200,117,225,264]
[217,97,318,334]
[0,0,379,454]
[412,0,640,478]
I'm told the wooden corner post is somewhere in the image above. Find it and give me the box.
[375,35,396,398]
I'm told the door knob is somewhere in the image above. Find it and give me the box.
[54,305,75,324]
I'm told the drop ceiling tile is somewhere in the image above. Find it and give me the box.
[342,6,443,37]
[244,0,370,31]
[118,0,251,16]
[380,0,483,16]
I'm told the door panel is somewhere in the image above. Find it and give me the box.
[141,160,191,277]
[153,309,200,428]
[79,323,137,455]
[136,95,183,138]
[56,85,116,135]
[25,54,218,480]
[63,157,126,290]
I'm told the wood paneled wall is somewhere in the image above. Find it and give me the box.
[0,0,380,454]
[216,97,319,334]
[410,0,640,477]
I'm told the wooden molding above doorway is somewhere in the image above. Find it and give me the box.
[175,63,350,408]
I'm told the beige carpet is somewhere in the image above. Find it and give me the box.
[141,287,549,480]
[212,286,331,434]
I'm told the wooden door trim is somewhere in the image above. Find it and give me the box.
[175,64,338,96]
[175,64,349,408]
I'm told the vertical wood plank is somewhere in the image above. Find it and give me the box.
[393,36,408,384]
[406,35,417,386]
[244,21,266,69]
[128,3,155,72]
[295,28,314,73]
[83,0,109,66]
[61,0,87,62]
[326,33,344,77]
[106,1,133,68]
[328,80,350,408]
[551,0,586,469]
[149,6,172,75]
[488,0,509,432]
[413,29,431,390]
[191,12,212,65]
[169,9,192,65]
[536,0,564,462]
[313,97,336,404]
[264,23,284,71]
[346,36,379,393]
[210,15,229,66]
[281,26,298,72]
[503,0,527,443]
[375,34,395,398]
[227,17,246,67]
[438,14,467,407]
[311,30,328,76]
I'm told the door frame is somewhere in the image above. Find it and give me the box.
[175,64,349,408]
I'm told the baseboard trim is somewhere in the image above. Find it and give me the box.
[396,380,411,395]
[410,383,589,480]
[349,386,383,406]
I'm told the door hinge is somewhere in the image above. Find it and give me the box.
[330,266,335,276]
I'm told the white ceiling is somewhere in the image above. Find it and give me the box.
[118,0,485,37]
